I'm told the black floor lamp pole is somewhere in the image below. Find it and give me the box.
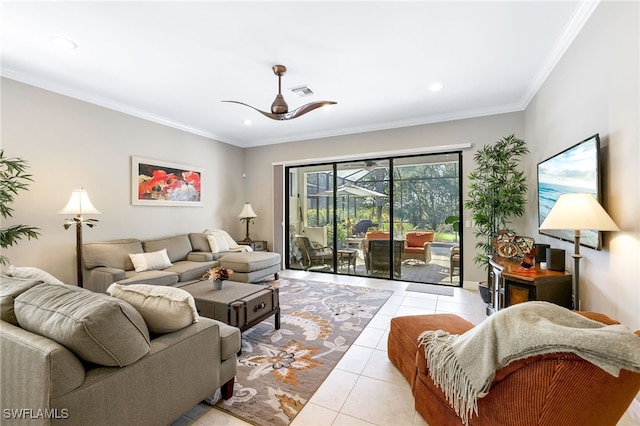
[572,230,582,310]
[75,216,84,288]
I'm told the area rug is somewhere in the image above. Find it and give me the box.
[214,277,392,426]
[406,283,454,296]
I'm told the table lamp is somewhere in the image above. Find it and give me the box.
[239,202,257,243]
[58,188,100,287]
[539,193,619,310]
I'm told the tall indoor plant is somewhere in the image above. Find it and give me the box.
[464,134,529,269]
[0,150,40,266]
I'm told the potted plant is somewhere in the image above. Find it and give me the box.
[0,150,40,266]
[444,215,459,242]
[464,134,529,270]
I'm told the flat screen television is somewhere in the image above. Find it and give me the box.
[537,134,601,250]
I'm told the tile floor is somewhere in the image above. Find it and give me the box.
[174,269,639,426]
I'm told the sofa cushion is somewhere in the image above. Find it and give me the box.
[206,233,230,253]
[14,283,151,366]
[120,270,180,286]
[188,233,211,252]
[129,249,173,272]
[0,276,43,325]
[107,283,199,334]
[219,252,281,273]
[143,235,192,263]
[84,238,144,271]
[6,265,64,285]
[164,260,217,282]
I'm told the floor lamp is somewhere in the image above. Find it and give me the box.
[539,193,619,310]
[239,202,257,243]
[58,188,100,287]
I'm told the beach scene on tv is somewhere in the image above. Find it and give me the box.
[537,135,600,249]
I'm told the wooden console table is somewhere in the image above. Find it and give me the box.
[487,256,572,315]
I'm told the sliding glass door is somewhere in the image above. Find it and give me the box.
[285,152,462,286]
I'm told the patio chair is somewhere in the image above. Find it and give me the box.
[303,226,328,247]
[450,245,460,282]
[402,230,434,265]
[364,239,404,278]
[293,236,333,270]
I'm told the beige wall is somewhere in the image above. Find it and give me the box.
[1,78,245,285]
[524,0,639,329]
[244,112,526,284]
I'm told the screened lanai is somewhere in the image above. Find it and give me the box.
[285,152,463,286]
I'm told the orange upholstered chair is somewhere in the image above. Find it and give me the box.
[362,231,403,278]
[388,312,640,426]
[402,231,433,264]
[361,230,391,254]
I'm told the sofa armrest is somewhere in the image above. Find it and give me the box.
[83,267,126,293]
[52,317,235,426]
[187,252,214,262]
[1,320,86,415]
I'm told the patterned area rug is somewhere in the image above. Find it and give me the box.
[214,277,392,426]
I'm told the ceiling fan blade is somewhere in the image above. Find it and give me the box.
[221,100,283,120]
[223,100,336,121]
[283,101,337,120]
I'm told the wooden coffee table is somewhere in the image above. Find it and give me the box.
[181,280,280,332]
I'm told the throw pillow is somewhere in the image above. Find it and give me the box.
[107,283,199,334]
[206,232,230,253]
[0,276,43,325]
[6,265,64,285]
[128,249,173,272]
[205,229,242,251]
[14,283,151,367]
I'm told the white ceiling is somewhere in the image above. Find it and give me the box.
[1,1,598,148]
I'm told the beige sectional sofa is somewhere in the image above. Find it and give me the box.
[83,233,280,293]
[0,276,241,425]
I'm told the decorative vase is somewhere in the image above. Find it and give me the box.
[212,279,224,291]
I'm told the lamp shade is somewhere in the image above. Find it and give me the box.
[238,202,257,218]
[539,193,619,231]
[58,188,101,215]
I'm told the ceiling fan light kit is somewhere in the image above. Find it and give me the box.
[222,64,336,121]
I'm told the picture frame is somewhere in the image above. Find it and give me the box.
[131,156,203,206]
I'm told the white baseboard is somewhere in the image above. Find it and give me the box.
[462,280,480,291]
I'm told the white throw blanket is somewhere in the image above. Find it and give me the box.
[418,301,640,425]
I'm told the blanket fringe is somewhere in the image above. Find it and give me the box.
[419,330,478,426]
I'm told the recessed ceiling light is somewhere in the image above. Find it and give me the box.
[242,119,252,126]
[50,36,77,49]
[429,82,444,92]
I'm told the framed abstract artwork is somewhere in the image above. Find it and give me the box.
[131,156,203,206]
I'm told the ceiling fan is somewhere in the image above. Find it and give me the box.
[222,65,337,121]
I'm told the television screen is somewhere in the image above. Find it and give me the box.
[537,134,601,249]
